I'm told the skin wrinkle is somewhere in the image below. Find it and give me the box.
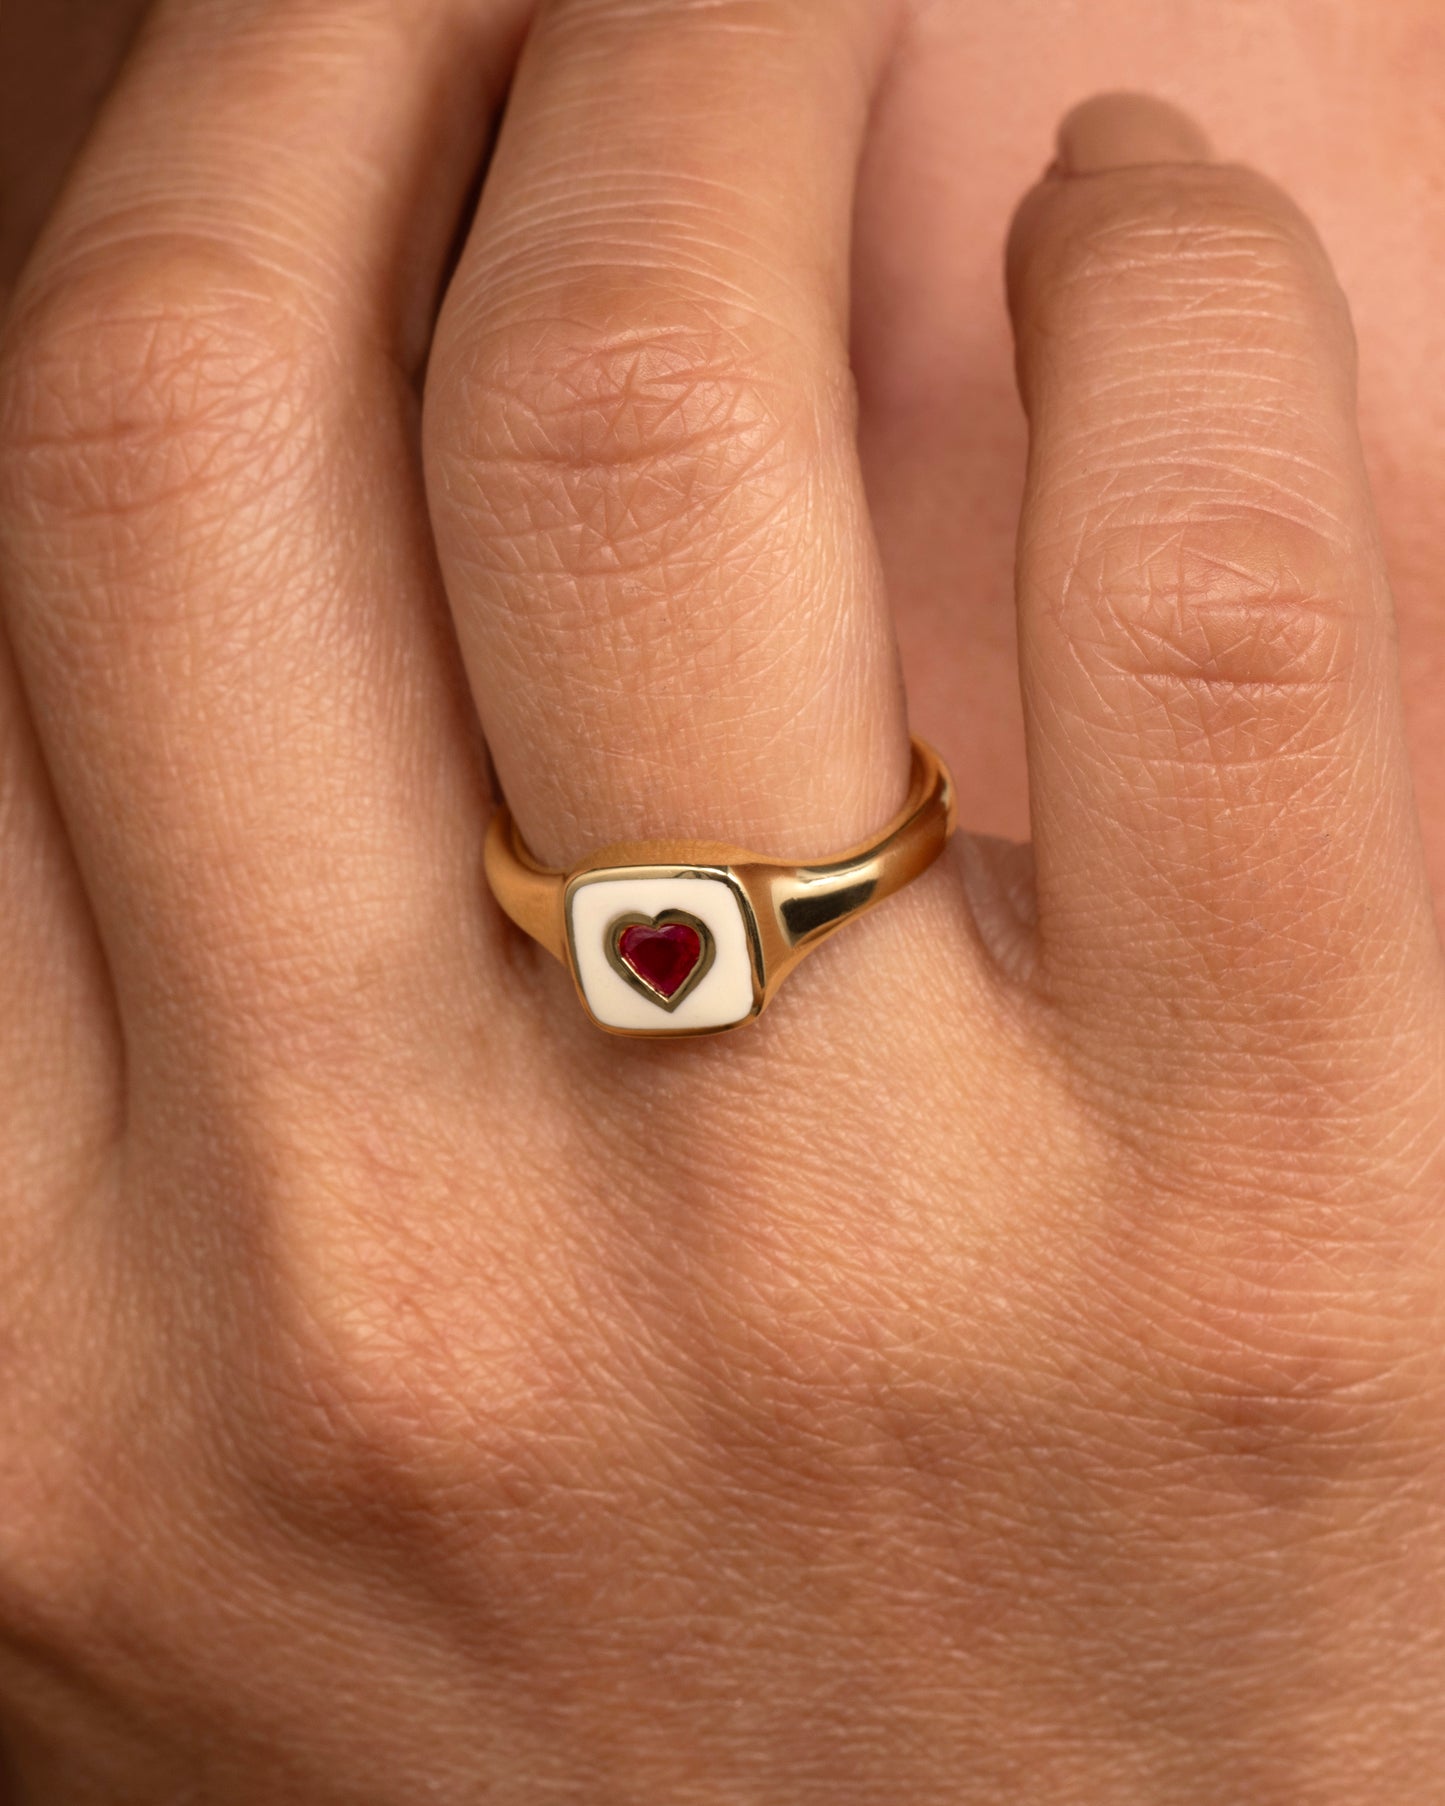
[1033,438,1356,515]
[471,231,841,324]
[1049,429,1358,501]
[427,303,894,852]
[1053,385,1354,441]
[444,441,809,590]
[30,216,386,355]
[4,8,1445,1799]
[1037,580,1361,732]
[447,270,832,383]
[2,283,334,520]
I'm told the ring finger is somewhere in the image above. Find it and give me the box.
[424,0,915,896]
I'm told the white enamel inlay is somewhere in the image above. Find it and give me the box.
[568,874,756,1032]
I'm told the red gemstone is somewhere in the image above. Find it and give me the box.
[617,921,703,1000]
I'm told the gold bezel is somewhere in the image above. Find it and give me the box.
[604,908,717,1013]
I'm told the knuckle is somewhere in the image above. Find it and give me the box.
[250,1262,520,1504]
[247,1296,650,1590]
[427,290,824,578]
[1075,1144,1445,1514]
[1037,509,1366,766]
[229,1131,643,1544]
[1123,1270,1441,1511]
[1015,163,1376,773]
[0,240,328,538]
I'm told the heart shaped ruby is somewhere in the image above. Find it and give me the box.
[616,920,704,1001]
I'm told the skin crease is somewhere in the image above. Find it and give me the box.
[6,0,1445,894]
[849,0,1445,902]
[1,2,1444,1803]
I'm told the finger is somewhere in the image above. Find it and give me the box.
[0,622,120,1202]
[1007,95,1444,1094]
[0,0,527,1089]
[425,0,913,873]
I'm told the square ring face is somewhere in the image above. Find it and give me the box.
[565,867,762,1035]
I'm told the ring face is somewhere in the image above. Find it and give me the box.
[485,738,955,1039]
[566,868,762,1035]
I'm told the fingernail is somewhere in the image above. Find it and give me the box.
[1053,92,1213,176]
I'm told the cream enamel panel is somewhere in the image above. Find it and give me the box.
[568,874,756,1033]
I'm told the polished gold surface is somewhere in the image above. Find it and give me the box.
[483,737,957,1034]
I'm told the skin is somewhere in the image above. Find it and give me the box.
[1,1,1444,1801]
[6,1,1445,880]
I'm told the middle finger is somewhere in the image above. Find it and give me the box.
[0,0,527,1092]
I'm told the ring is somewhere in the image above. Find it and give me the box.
[483,737,956,1037]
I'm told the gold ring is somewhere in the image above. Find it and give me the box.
[483,736,956,1037]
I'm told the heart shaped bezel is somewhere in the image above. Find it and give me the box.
[605,909,716,1012]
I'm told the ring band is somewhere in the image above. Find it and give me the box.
[484,736,956,1037]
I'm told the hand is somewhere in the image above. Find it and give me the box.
[2,2,1442,1799]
